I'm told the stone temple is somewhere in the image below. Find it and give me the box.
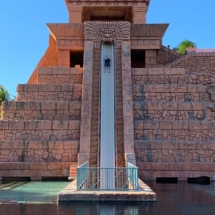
[1,0,215,185]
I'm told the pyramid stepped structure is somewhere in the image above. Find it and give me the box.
[1,0,215,182]
[0,67,82,180]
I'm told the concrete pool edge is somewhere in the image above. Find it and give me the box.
[57,179,157,202]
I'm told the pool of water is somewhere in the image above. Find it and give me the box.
[0,181,215,215]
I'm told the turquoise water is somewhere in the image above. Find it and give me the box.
[0,181,70,204]
[0,181,215,214]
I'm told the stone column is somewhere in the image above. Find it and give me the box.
[145,50,157,68]
[78,41,94,165]
[68,6,83,23]
[58,50,70,67]
[132,6,147,24]
[121,41,136,165]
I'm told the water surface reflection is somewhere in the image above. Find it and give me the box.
[1,181,215,215]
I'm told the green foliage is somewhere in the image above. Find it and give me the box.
[0,85,10,118]
[176,40,197,55]
[0,85,10,105]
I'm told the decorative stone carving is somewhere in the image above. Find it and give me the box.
[206,84,215,102]
[84,21,130,49]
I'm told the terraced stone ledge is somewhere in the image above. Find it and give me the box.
[16,84,82,101]
[0,120,80,141]
[38,67,83,84]
[0,140,79,162]
[2,101,81,120]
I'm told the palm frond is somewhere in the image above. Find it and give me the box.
[176,40,197,55]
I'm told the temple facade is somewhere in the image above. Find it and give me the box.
[1,0,215,181]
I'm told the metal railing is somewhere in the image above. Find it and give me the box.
[77,162,139,191]
[127,162,139,190]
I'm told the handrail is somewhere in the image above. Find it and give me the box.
[127,162,139,190]
[76,162,139,191]
[77,162,89,190]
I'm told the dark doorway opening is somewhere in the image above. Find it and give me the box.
[156,177,178,184]
[42,177,68,181]
[2,177,30,182]
[131,50,145,68]
[70,51,84,68]
[187,176,210,185]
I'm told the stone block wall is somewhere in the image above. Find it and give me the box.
[166,52,215,74]
[134,120,215,141]
[16,84,82,102]
[2,101,81,120]
[0,162,77,181]
[133,101,206,121]
[38,67,83,84]
[0,141,79,162]
[132,67,215,180]
[135,141,215,163]
[137,162,215,180]
[0,66,82,180]
[0,120,80,141]
[156,45,181,66]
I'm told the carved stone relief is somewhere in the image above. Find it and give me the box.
[206,84,215,102]
[84,21,130,49]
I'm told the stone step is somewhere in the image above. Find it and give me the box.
[133,84,209,102]
[0,162,75,181]
[134,120,215,141]
[132,68,215,85]
[69,163,78,180]
[38,67,83,84]
[132,68,186,85]
[134,140,215,163]
[16,84,82,102]
[0,140,79,162]
[2,101,81,120]
[0,120,80,141]
[133,84,206,93]
[133,101,208,121]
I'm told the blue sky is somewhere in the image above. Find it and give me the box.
[0,0,215,97]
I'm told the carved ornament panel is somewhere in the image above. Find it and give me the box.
[84,21,130,49]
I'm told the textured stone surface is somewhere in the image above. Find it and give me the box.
[0,141,79,162]
[0,120,80,141]
[135,140,215,163]
[0,162,77,180]
[133,101,207,121]
[16,84,82,102]
[122,41,135,162]
[38,67,83,84]
[157,45,181,66]
[132,67,215,180]
[166,52,215,74]
[79,40,94,165]
[137,162,215,180]
[2,101,81,120]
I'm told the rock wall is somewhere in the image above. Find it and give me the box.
[132,68,215,180]
[0,141,78,162]
[166,52,215,73]
[0,67,82,180]
[156,45,181,66]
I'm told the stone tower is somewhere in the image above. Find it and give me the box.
[1,0,215,181]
